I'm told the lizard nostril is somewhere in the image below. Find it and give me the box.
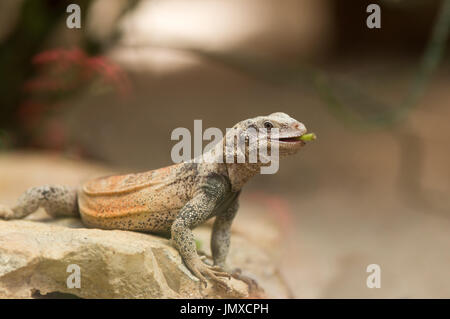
[295,123,307,134]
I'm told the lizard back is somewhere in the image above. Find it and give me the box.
[77,163,199,231]
[82,165,174,196]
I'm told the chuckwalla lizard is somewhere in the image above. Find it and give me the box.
[0,112,310,288]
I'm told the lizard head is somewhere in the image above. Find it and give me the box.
[228,112,308,159]
[256,112,307,156]
[221,112,311,190]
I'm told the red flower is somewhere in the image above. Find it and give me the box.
[24,48,131,97]
[19,48,132,150]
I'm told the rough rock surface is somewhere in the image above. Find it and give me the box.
[0,219,248,298]
[0,152,290,299]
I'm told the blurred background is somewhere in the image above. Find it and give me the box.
[0,0,449,298]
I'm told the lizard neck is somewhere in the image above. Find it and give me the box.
[199,127,264,192]
[225,162,260,192]
[220,128,262,192]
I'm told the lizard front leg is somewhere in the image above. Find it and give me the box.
[211,198,238,268]
[211,196,263,293]
[171,175,231,288]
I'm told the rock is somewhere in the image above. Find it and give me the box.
[0,218,262,298]
[0,152,290,299]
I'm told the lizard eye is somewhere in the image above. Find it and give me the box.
[263,121,273,130]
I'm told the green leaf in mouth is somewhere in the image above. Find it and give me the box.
[299,133,317,142]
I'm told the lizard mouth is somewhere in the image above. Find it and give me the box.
[276,136,305,145]
[278,136,302,142]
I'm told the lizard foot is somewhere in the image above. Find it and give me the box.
[186,257,231,290]
[231,268,264,295]
[198,250,213,261]
[0,205,14,220]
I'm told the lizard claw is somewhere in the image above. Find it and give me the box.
[230,268,262,294]
[186,257,232,291]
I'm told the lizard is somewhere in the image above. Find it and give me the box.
[0,112,311,288]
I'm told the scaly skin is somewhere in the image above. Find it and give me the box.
[0,112,309,288]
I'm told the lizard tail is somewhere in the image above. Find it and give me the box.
[0,185,79,220]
